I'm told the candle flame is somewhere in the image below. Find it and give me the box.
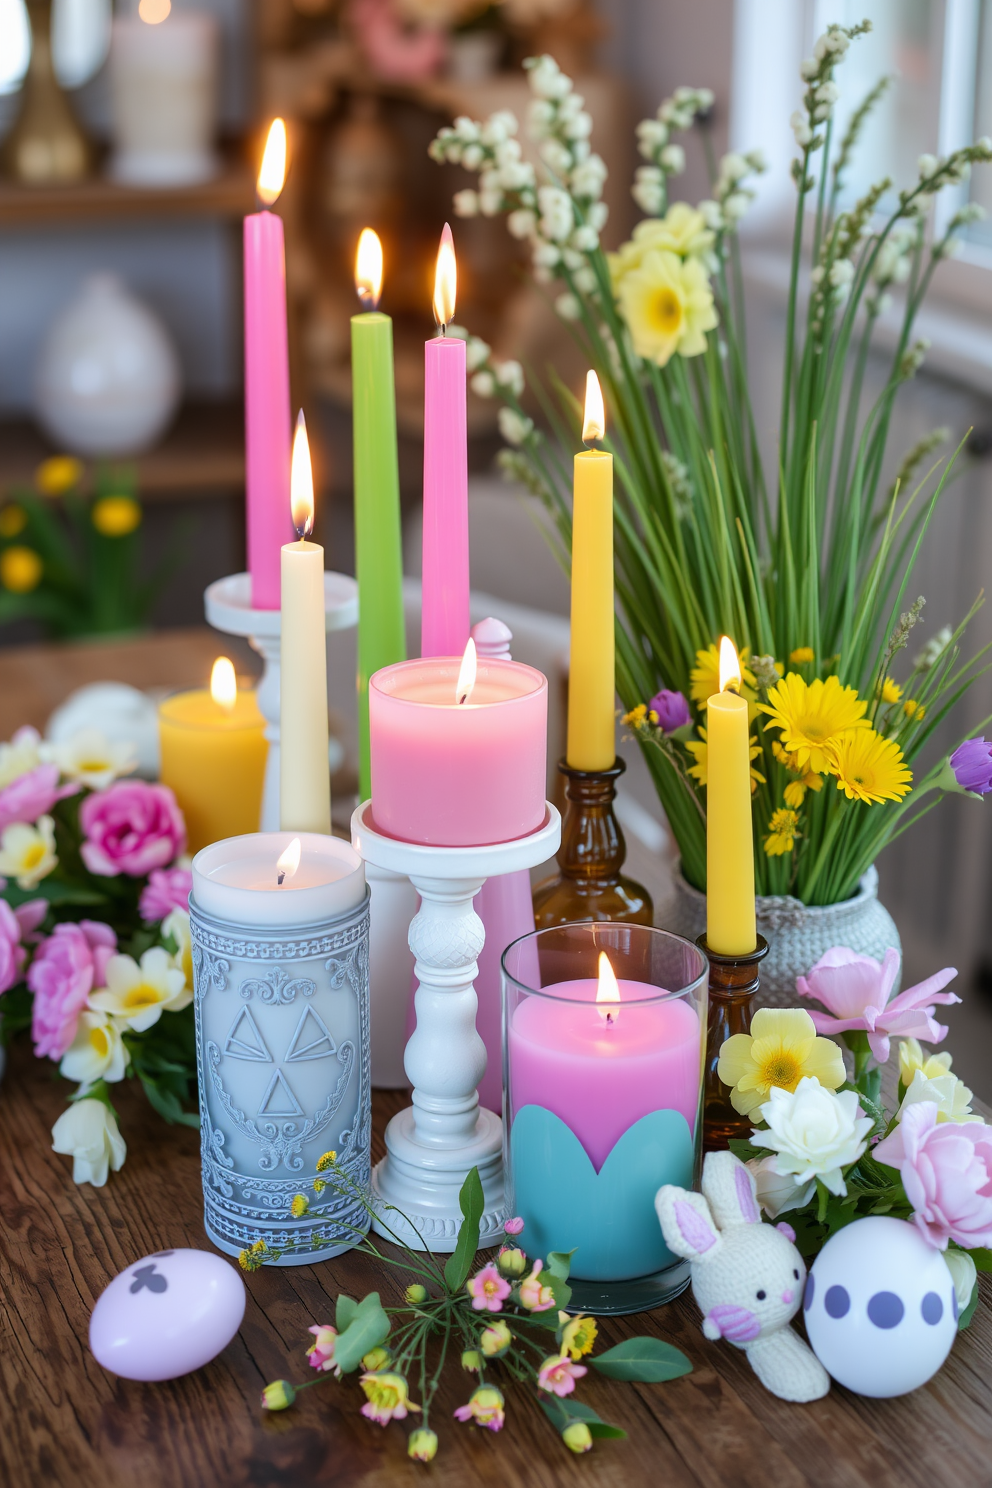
[456,636,477,706]
[138,0,170,22]
[582,370,605,444]
[290,410,314,539]
[596,951,620,1024]
[433,223,457,330]
[210,656,237,713]
[276,837,302,886]
[257,119,287,206]
[355,228,383,310]
[718,635,742,694]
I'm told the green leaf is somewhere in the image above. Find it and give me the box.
[443,1167,485,1294]
[968,1247,992,1273]
[137,1072,199,1128]
[547,1249,577,1282]
[590,1336,693,1383]
[333,1292,390,1373]
[546,1272,572,1311]
[958,1280,980,1331]
[727,1137,763,1163]
[336,1294,359,1331]
[560,1400,627,1439]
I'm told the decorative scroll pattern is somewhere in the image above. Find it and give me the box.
[237,966,316,1004]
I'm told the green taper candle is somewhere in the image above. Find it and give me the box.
[353,229,406,800]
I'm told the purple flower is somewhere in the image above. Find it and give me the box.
[140,866,193,922]
[28,920,117,1060]
[0,898,46,995]
[797,945,960,1065]
[80,780,186,878]
[0,763,77,834]
[648,689,692,734]
[949,738,992,795]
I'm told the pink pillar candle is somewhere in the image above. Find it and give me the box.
[369,656,547,846]
[244,209,294,609]
[509,982,701,1171]
[421,335,469,658]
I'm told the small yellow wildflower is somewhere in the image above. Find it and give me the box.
[772,740,822,809]
[290,1193,309,1218]
[690,643,757,704]
[0,545,42,593]
[881,677,903,705]
[405,1283,427,1304]
[718,1008,846,1116]
[35,454,83,495]
[764,807,801,857]
[904,698,925,721]
[92,494,142,537]
[828,727,912,804]
[362,1346,391,1372]
[783,779,807,809]
[316,1150,337,1171]
[560,1313,598,1361]
[622,704,648,729]
[0,504,27,538]
[408,1429,439,1463]
[312,1177,326,1195]
[238,1239,268,1273]
[260,1380,296,1411]
[789,646,814,665]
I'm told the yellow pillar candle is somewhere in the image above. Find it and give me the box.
[706,636,757,954]
[280,411,332,834]
[566,371,615,771]
[158,657,268,854]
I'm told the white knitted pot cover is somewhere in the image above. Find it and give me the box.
[663,864,901,1008]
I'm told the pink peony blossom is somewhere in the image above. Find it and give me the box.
[80,780,186,878]
[797,945,959,1064]
[306,1324,339,1374]
[28,920,117,1060]
[0,898,46,994]
[875,1101,992,1250]
[0,763,77,833]
[140,866,192,922]
[465,1263,511,1313]
[537,1353,587,1397]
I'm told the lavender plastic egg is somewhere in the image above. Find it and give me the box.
[803,1216,957,1397]
[90,1249,246,1381]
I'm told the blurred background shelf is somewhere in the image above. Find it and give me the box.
[0,153,256,229]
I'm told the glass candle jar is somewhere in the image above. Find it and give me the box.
[502,923,707,1314]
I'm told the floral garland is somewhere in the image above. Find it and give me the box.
[0,725,195,1184]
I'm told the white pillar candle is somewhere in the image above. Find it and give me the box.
[192,831,365,926]
[109,9,219,187]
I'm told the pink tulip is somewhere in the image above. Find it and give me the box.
[797,945,959,1064]
[875,1101,992,1250]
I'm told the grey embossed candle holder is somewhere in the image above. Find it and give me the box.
[190,831,370,1265]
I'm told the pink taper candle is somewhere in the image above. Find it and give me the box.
[421,223,470,658]
[244,119,294,610]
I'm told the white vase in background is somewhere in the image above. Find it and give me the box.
[34,273,181,455]
[109,9,219,187]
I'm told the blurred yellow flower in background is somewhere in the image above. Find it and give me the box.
[35,455,83,495]
[92,495,141,537]
[0,545,42,593]
[0,504,27,538]
[616,249,718,366]
[881,677,903,704]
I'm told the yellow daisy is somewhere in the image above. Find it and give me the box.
[718,1008,846,1117]
[760,672,870,774]
[789,646,814,665]
[616,249,718,367]
[828,727,912,804]
[684,728,765,792]
[881,677,903,704]
[690,643,757,705]
[764,807,800,856]
[903,698,925,721]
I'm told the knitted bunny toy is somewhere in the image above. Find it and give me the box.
[656,1151,829,1402]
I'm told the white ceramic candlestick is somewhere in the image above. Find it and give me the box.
[204,572,357,832]
[351,799,560,1251]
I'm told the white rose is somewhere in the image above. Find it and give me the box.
[751,1077,873,1196]
[944,1249,977,1315]
[52,1099,126,1187]
[747,1155,814,1218]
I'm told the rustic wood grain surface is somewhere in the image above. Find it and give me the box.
[3,1037,992,1488]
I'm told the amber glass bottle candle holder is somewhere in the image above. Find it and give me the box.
[532,758,653,928]
[697,933,769,1153]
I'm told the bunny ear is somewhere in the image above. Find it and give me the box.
[701,1151,761,1230]
[655,1185,722,1262]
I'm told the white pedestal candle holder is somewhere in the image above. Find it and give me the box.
[204,572,358,832]
[351,800,561,1251]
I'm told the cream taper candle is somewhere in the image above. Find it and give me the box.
[280,411,331,834]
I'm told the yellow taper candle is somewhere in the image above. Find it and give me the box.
[280,411,332,834]
[566,371,615,771]
[158,657,268,853]
[706,636,757,954]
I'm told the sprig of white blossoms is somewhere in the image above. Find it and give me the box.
[460,327,535,446]
[633,86,713,216]
[698,149,767,233]
[431,53,608,321]
[791,22,872,180]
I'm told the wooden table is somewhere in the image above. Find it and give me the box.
[2,1036,991,1488]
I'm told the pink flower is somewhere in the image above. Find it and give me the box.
[465,1263,511,1313]
[0,763,77,833]
[80,781,186,878]
[537,1353,587,1397]
[454,1385,505,1432]
[504,1215,525,1236]
[140,867,193,922]
[28,920,117,1060]
[797,946,959,1064]
[518,1259,556,1312]
[306,1324,339,1374]
[875,1102,992,1250]
[0,898,46,994]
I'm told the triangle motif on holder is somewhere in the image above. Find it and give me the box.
[284,1005,337,1063]
[223,1007,272,1063]
[257,1068,304,1118]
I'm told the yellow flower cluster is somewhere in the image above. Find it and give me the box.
[609,205,719,368]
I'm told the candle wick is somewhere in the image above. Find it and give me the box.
[277,870,285,886]
[582,436,600,451]
[606,1010,614,1025]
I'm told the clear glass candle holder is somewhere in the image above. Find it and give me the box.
[502,924,708,1315]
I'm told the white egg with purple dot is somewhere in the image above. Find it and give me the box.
[803,1216,958,1397]
[89,1249,246,1381]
